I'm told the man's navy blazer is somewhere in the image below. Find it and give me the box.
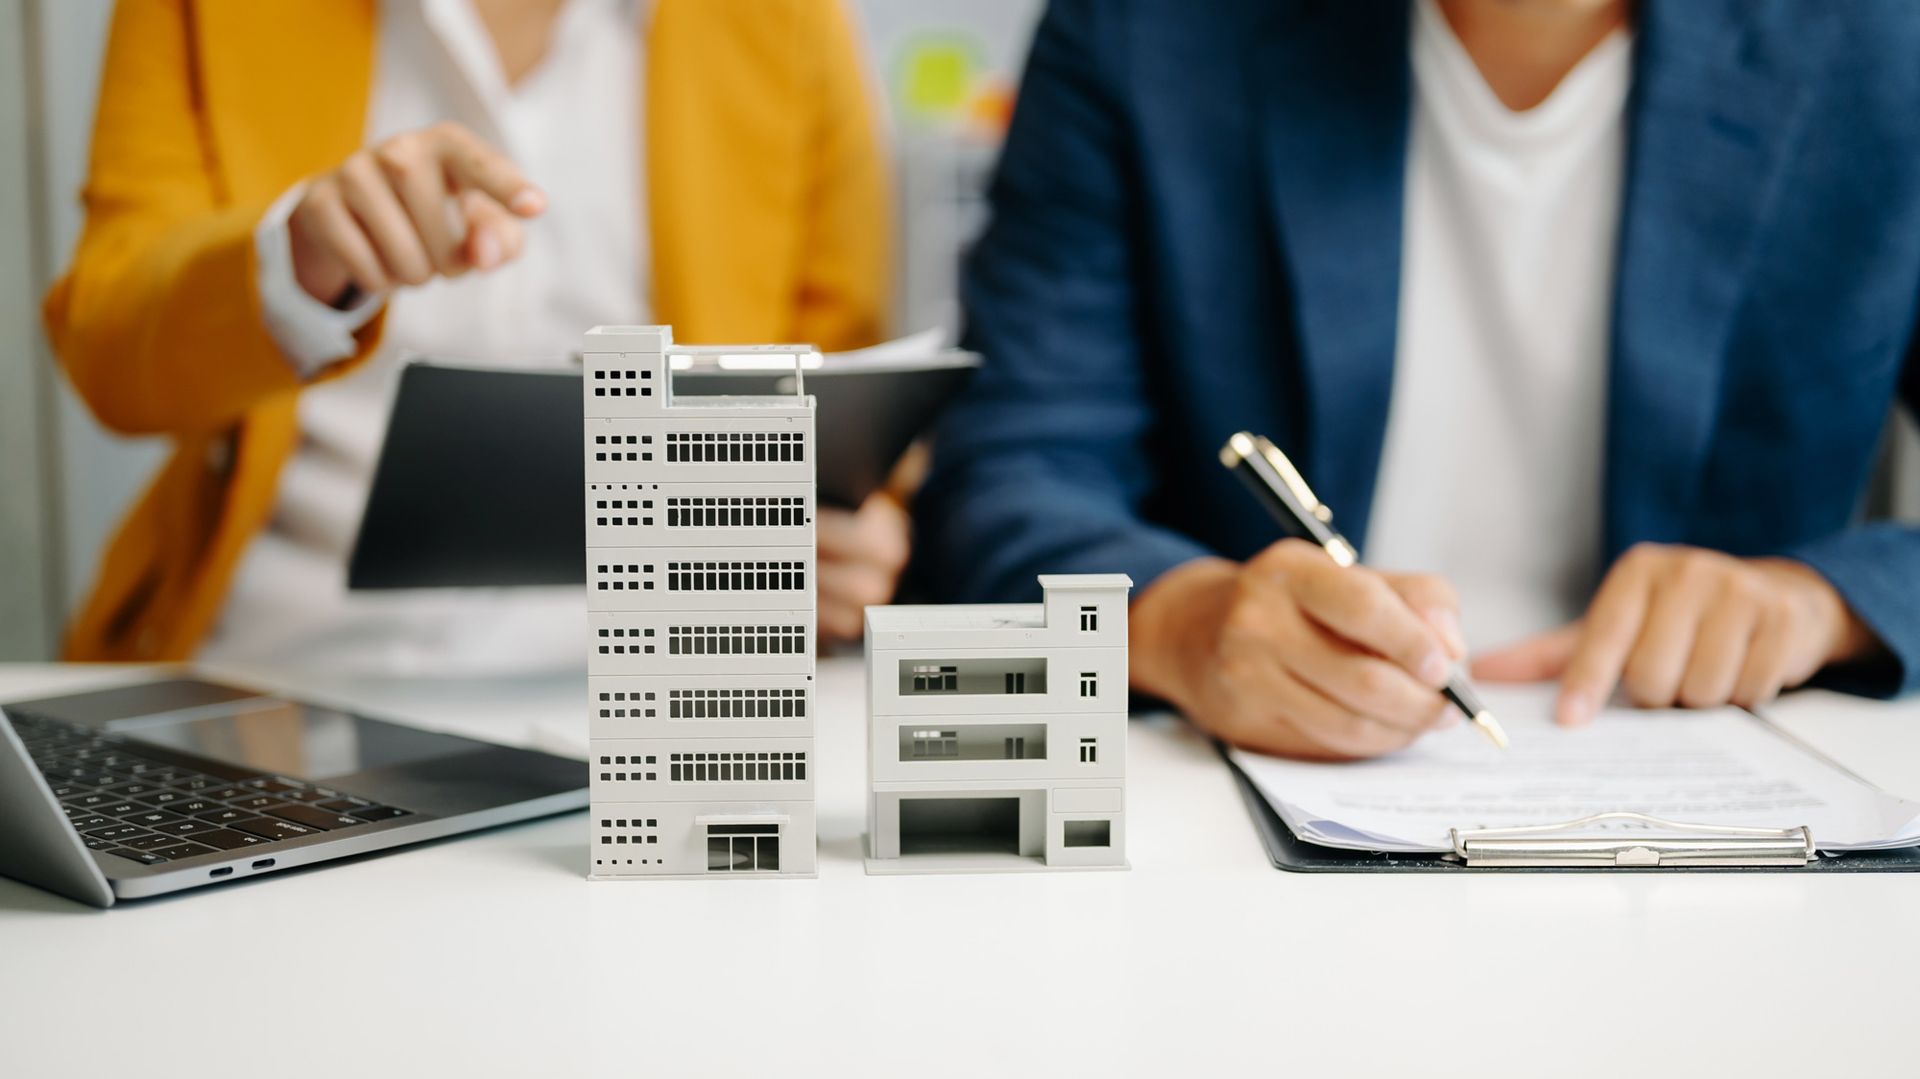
[916,0,1920,694]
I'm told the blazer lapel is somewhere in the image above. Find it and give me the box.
[647,0,807,343]
[193,0,375,203]
[1604,0,1833,556]
[1254,0,1414,547]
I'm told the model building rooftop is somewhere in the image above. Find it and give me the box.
[655,393,816,410]
[1035,574,1135,591]
[864,603,1047,633]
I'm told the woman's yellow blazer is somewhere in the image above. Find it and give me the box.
[43,0,891,661]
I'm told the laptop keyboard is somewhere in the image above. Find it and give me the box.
[6,709,412,868]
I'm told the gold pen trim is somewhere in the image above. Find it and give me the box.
[1252,436,1332,525]
[1219,432,1258,469]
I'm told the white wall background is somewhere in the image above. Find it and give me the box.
[0,0,1913,660]
[0,0,61,660]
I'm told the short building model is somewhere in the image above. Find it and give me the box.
[864,575,1133,873]
[583,325,818,879]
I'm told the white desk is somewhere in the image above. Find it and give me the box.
[2,660,1917,1079]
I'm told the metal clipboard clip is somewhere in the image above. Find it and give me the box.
[1449,812,1815,868]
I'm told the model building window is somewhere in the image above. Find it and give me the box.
[909,730,959,758]
[668,687,806,719]
[706,823,780,872]
[665,560,804,593]
[665,431,802,464]
[668,624,804,656]
[1063,820,1111,847]
[1079,606,1099,632]
[898,723,1045,761]
[1079,672,1097,698]
[910,664,959,693]
[1079,737,1097,764]
[899,657,1047,695]
[670,751,806,782]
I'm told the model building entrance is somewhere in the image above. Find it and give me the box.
[871,789,1050,869]
[707,822,781,872]
[898,796,1022,857]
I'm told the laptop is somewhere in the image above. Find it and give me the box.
[0,677,586,907]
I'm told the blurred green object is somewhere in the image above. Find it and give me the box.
[896,33,983,125]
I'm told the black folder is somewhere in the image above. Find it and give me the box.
[347,356,974,590]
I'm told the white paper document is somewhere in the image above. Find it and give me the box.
[667,326,963,371]
[1229,685,1920,853]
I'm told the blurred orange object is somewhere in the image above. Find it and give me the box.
[966,79,1017,138]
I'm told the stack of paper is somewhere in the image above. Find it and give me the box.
[1229,685,1920,853]
[669,326,967,372]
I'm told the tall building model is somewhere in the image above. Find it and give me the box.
[584,325,818,879]
[864,575,1133,873]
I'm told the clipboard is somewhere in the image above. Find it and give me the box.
[1221,746,1920,873]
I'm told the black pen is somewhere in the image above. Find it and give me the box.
[1218,432,1509,750]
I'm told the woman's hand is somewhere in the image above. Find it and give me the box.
[1474,544,1879,723]
[288,122,546,307]
[816,492,911,644]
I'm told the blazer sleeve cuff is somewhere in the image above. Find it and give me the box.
[1786,523,1920,698]
[254,182,385,379]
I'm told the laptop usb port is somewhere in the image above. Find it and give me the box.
[251,858,276,870]
[208,867,233,878]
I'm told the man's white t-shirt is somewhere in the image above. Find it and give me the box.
[200,0,645,676]
[1365,0,1633,652]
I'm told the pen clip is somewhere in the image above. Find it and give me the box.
[1252,436,1333,526]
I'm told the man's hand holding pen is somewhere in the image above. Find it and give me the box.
[1130,542,1469,761]
[1129,432,1888,762]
